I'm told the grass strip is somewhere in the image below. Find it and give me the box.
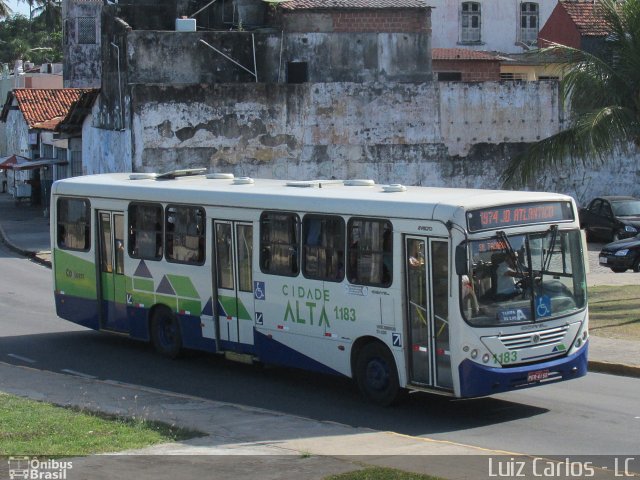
[0,392,203,456]
[325,467,442,480]
[588,285,640,341]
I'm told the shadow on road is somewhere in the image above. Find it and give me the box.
[0,329,549,438]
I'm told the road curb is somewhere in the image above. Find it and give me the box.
[588,360,640,378]
[0,223,51,268]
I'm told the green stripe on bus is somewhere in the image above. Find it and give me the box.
[129,291,155,307]
[218,295,251,320]
[133,278,155,292]
[53,249,97,299]
[178,298,201,315]
[166,275,199,299]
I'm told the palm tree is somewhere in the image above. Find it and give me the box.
[31,0,61,30]
[19,0,37,21]
[0,0,12,18]
[502,0,640,187]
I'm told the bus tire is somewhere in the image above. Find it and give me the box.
[150,307,182,359]
[355,342,399,406]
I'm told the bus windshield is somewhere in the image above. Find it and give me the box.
[461,229,586,326]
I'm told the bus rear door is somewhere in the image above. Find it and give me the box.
[405,236,453,390]
[97,211,128,333]
[213,221,255,353]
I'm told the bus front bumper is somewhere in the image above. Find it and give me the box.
[458,341,588,398]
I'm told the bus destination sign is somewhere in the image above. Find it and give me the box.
[467,201,574,232]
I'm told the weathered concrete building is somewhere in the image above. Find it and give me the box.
[65,0,638,202]
[63,0,103,88]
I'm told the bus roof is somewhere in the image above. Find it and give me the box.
[52,173,574,223]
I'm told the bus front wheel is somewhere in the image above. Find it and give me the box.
[355,342,399,406]
[150,308,182,359]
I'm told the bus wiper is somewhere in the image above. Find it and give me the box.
[540,225,558,282]
[496,231,525,276]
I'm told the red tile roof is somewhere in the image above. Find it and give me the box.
[432,48,500,61]
[279,0,428,10]
[561,0,610,37]
[11,88,97,130]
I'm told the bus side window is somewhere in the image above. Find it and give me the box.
[347,218,392,287]
[260,211,300,276]
[302,214,345,282]
[129,203,163,261]
[165,205,205,265]
[56,197,91,251]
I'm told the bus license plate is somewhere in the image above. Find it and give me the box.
[527,369,549,382]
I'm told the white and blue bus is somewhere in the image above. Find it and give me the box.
[51,170,589,404]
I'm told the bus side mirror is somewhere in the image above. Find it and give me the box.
[455,244,468,276]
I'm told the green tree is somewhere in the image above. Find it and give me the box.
[502,0,640,187]
[31,0,60,30]
[0,9,61,64]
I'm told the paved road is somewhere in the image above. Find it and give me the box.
[1,241,639,458]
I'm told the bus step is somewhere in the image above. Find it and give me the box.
[224,351,254,365]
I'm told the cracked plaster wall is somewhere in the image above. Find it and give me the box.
[82,80,640,204]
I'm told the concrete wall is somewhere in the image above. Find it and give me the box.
[439,81,562,157]
[80,79,640,203]
[82,98,132,174]
[4,109,31,158]
[120,29,431,85]
[63,0,102,88]
[129,82,441,174]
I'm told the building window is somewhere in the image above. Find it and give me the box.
[165,205,205,264]
[129,203,163,261]
[461,2,481,43]
[302,215,345,282]
[347,218,393,287]
[500,72,527,81]
[77,17,96,44]
[287,62,308,84]
[57,197,90,251]
[260,211,300,276]
[437,72,463,82]
[520,3,539,45]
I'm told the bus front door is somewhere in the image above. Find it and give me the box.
[213,221,255,353]
[405,236,453,390]
[97,211,127,333]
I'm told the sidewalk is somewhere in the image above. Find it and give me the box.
[0,191,639,479]
[0,361,514,480]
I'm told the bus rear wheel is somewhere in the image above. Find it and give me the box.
[355,342,400,406]
[150,308,182,359]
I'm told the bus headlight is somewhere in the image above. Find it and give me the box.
[575,337,582,348]
[482,353,491,363]
[470,349,478,359]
